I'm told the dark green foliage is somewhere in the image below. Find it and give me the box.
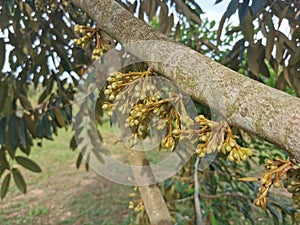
[0,173,11,199]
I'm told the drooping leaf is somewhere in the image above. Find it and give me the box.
[0,79,15,119]
[278,5,289,27]
[174,21,181,41]
[158,1,169,34]
[0,146,10,169]
[5,0,15,16]
[69,135,77,151]
[127,1,137,14]
[76,146,86,169]
[247,45,259,76]
[0,117,6,145]
[0,38,5,71]
[275,37,284,63]
[24,114,37,138]
[0,82,8,117]
[173,0,202,25]
[85,152,90,171]
[53,108,66,128]
[1,173,11,199]
[18,117,29,150]
[12,168,27,194]
[217,13,227,46]
[265,29,275,61]
[18,93,32,109]
[290,51,300,66]
[226,0,239,19]
[148,0,158,21]
[240,9,254,45]
[251,0,264,16]
[15,156,42,173]
[138,0,149,20]
[8,114,18,153]
[283,66,293,88]
[238,0,249,24]
[41,114,53,139]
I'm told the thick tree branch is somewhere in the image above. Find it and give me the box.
[70,0,300,160]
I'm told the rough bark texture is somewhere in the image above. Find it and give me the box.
[127,151,174,225]
[70,1,300,158]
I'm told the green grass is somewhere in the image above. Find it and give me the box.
[0,129,134,225]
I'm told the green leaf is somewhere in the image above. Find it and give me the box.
[8,114,18,154]
[1,173,11,199]
[36,118,44,139]
[53,108,66,128]
[241,9,254,44]
[5,0,15,16]
[0,166,5,178]
[69,135,78,151]
[19,93,32,109]
[24,114,37,138]
[164,178,174,189]
[0,146,10,169]
[15,156,42,173]
[251,0,263,15]
[0,117,6,144]
[238,0,249,24]
[18,117,29,149]
[0,82,8,116]
[186,188,194,195]
[174,180,182,192]
[38,89,49,104]
[247,45,260,76]
[85,152,90,171]
[12,168,27,194]
[211,214,218,225]
[0,38,5,71]
[226,0,239,19]
[76,146,86,169]
[41,114,53,139]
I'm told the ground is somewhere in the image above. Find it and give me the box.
[0,129,134,225]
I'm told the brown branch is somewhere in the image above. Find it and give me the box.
[170,192,250,204]
[70,0,300,159]
[127,150,173,225]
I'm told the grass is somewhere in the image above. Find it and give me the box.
[0,129,134,225]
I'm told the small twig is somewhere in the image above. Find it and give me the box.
[194,156,203,225]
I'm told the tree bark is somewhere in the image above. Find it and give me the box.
[70,0,300,159]
[127,150,174,225]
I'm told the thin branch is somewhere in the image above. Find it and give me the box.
[194,156,203,225]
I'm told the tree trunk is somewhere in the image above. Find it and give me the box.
[71,0,300,160]
[127,150,174,225]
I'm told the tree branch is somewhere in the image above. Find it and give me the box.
[127,150,173,225]
[70,0,300,160]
